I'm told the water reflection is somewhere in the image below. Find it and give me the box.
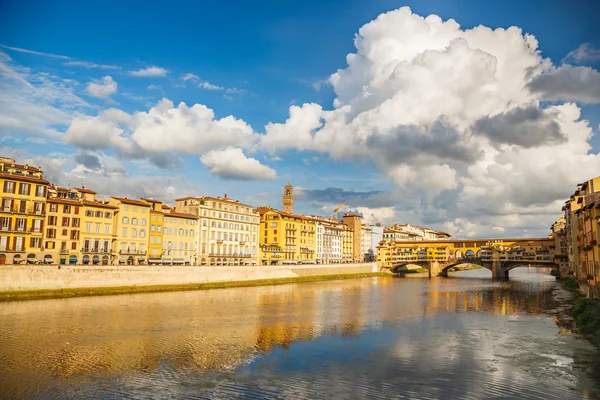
[0,268,597,399]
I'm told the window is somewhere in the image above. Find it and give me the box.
[122,227,127,237]
[95,223,101,233]
[121,243,127,253]
[70,230,79,240]
[50,203,58,213]
[157,226,162,232]
[85,222,92,233]
[139,230,146,238]
[30,237,41,248]
[72,218,80,228]
[85,210,93,217]
[124,205,129,211]
[48,216,57,226]
[122,217,129,224]
[133,206,138,212]
[150,236,155,244]
[62,217,70,227]
[18,183,31,195]
[104,224,111,234]
[95,211,102,217]
[0,217,9,231]
[63,205,71,214]
[15,236,24,251]
[36,185,45,197]
[104,212,111,218]
[3,181,15,194]
[16,218,26,232]
[141,219,147,225]
[156,237,161,244]
[132,229,138,238]
[131,218,138,225]
[270,222,277,227]
[46,228,56,239]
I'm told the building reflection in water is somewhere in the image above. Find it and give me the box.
[0,269,580,399]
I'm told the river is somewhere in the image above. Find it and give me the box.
[0,268,598,399]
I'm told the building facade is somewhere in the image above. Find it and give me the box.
[175,195,260,266]
[315,218,344,264]
[0,158,48,265]
[109,197,151,265]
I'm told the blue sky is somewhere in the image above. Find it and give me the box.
[1,0,599,238]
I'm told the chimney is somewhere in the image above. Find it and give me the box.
[224,194,228,198]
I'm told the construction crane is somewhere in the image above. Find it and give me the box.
[333,201,346,221]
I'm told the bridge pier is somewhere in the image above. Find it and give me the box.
[491,260,509,280]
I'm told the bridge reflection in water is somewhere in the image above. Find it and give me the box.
[0,269,594,399]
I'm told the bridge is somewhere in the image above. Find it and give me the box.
[376,237,557,279]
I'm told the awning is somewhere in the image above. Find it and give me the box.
[172,258,185,264]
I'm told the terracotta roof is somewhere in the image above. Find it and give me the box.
[77,187,96,194]
[81,200,118,209]
[0,172,49,185]
[141,197,162,203]
[161,204,171,210]
[174,196,197,201]
[168,211,197,220]
[343,213,361,217]
[110,197,151,207]
[55,187,69,191]
[47,198,81,206]
[260,207,319,222]
[0,162,42,173]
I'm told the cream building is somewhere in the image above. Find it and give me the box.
[174,195,260,266]
[315,217,344,264]
[109,197,150,265]
[360,225,372,262]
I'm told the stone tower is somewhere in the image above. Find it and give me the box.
[283,180,294,213]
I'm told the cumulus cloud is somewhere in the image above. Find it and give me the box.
[527,65,600,103]
[130,98,256,154]
[472,105,566,148]
[129,66,168,77]
[86,76,117,100]
[200,147,277,180]
[64,108,133,151]
[74,153,102,170]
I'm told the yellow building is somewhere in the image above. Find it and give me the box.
[80,188,117,266]
[109,197,151,265]
[0,158,48,265]
[342,228,353,263]
[162,210,197,265]
[143,198,165,261]
[45,186,117,265]
[343,214,362,262]
[257,207,316,265]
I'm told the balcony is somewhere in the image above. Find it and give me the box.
[239,241,245,245]
[216,240,223,244]
[60,248,69,254]
[82,248,111,254]
[119,250,147,256]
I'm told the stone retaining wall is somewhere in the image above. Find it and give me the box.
[0,263,380,292]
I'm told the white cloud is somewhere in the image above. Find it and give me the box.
[562,43,600,65]
[63,60,120,70]
[0,51,88,140]
[256,6,600,236]
[129,66,168,77]
[200,147,277,180]
[130,98,256,154]
[86,76,117,100]
[199,81,224,91]
[181,73,199,82]
[355,206,396,225]
[0,44,70,59]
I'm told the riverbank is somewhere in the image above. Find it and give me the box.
[0,271,390,302]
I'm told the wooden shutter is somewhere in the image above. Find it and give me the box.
[26,183,31,196]
[2,181,6,193]
[30,237,34,248]
[75,206,79,215]
[5,236,9,251]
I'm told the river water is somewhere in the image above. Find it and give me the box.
[0,268,598,399]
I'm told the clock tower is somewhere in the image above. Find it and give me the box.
[283,180,294,213]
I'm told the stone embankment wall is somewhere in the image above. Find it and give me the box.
[0,263,380,292]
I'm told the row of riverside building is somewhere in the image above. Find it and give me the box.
[551,175,600,298]
[0,157,451,266]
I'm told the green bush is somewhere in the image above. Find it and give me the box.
[564,277,580,291]
[572,297,600,348]
[550,269,560,277]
